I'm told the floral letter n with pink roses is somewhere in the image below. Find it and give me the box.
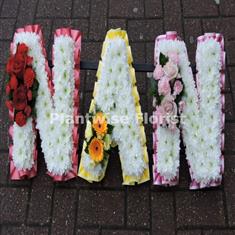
[152,32,225,189]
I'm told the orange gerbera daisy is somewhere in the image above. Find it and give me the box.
[92,112,108,137]
[88,137,104,162]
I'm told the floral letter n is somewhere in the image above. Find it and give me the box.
[152,32,225,189]
[5,25,81,181]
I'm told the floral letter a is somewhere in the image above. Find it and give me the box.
[78,29,150,185]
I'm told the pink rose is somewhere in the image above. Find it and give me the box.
[173,80,183,95]
[161,95,178,130]
[155,106,166,125]
[179,100,186,113]
[158,77,171,96]
[163,61,178,80]
[168,51,179,65]
[161,95,177,117]
[168,122,177,131]
[153,64,164,80]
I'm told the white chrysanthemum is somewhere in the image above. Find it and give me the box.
[156,127,180,180]
[12,118,35,170]
[82,152,103,178]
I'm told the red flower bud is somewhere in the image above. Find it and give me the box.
[6,53,26,77]
[27,90,33,101]
[9,74,18,90]
[15,111,27,127]
[26,56,33,66]
[13,85,27,111]
[5,100,13,112]
[16,43,28,55]
[6,84,11,95]
[24,105,31,117]
[24,67,35,88]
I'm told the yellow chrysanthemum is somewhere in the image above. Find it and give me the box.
[92,112,108,137]
[88,137,104,163]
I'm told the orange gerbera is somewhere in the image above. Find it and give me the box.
[88,137,104,162]
[92,112,108,136]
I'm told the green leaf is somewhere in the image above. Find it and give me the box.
[8,90,13,100]
[6,74,10,83]
[103,151,109,158]
[149,77,162,105]
[32,89,37,100]
[32,79,39,91]
[101,152,109,167]
[159,52,169,66]
[95,105,101,113]
[32,106,37,118]
[84,141,89,154]
[158,95,164,104]
[107,124,114,134]
[149,77,157,97]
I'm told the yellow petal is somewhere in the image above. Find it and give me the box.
[96,61,103,80]
[135,104,143,124]
[132,86,140,104]
[127,46,133,64]
[129,67,136,85]
[93,82,98,97]
[85,121,93,142]
[140,125,146,145]
[89,99,95,113]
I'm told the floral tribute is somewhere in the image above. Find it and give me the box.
[6,25,81,181]
[152,31,225,189]
[78,29,149,185]
[6,43,39,127]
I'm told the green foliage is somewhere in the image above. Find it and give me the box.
[149,77,163,106]
[159,52,169,66]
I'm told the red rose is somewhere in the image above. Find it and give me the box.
[26,56,33,66]
[24,67,35,88]
[6,56,14,74]
[5,100,13,111]
[15,111,27,127]
[6,53,26,77]
[24,106,31,117]
[27,90,32,101]
[9,74,18,90]
[17,43,33,66]
[13,85,27,111]
[6,84,11,95]
[16,43,28,55]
